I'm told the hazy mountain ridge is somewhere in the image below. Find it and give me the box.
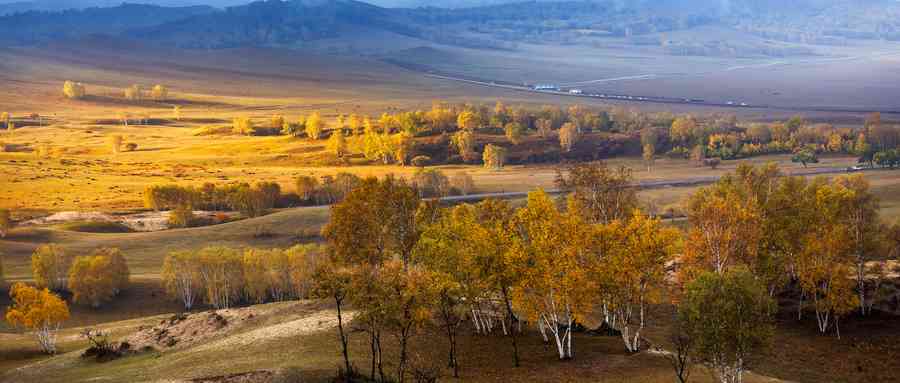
[1,0,899,50]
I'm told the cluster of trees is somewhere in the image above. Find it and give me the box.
[307,162,897,383]
[669,113,900,167]
[161,244,320,310]
[144,170,477,226]
[225,101,899,172]
[310,171,681,382]
[62,80,86,99]
[123,84,169,101]
[31,245,130,308]
[144,181,281,222]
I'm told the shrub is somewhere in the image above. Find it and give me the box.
[124,143,138,152]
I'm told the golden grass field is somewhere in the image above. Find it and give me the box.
[2,41,900,383]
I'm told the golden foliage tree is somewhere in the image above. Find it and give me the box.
[326,129,347,158]
[451,129,476,162]
[599,211,681,352]
[482,144,506,170]
[68,255,117,308]
[108,135,123,154]
[162,250,202,310]
[5,283,70,354]
[684,183,762,275]
[62,81,86,99]
[32,245,72,291]
[197,246,244,309]
[124,84,143,101]
[511,190,594,360]
[559,122,579,152]
[232,117,255,135]
[305,111,325,140]
[151,85,169,101]
[504,122,524,144]
[555,162,638,224]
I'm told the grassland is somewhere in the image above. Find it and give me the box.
[2,40,900,383]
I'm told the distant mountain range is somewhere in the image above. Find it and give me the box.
[1,0,898,50]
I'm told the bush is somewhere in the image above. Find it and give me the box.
[124,143,138,152]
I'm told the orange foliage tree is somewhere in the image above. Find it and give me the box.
[5,283,70,354]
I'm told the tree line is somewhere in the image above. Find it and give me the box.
[215,101,900,172]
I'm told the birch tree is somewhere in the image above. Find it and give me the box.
[162,250,202,310]
[601,211,681,352]
[678,269,773,383]
[197,247,244,309]
[512,190,595,360]
[555,162,638,224]
[5,283,70,354]
[31,245,72,292]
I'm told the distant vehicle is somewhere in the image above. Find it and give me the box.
[846,165,867,172]
[569,89,583,94]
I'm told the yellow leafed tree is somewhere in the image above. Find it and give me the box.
[5,283,70,354]
[31,245,72,291]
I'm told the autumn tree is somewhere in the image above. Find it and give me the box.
[197,246,244,309]
[162,250,202,310]
[559,122,579,152]
[151,85,169,101]
[555,162,638,224]
[380,260,437,383]
[295,175,320,203]
[456,110,478,132]
[670,115,697,146]
[305,111,325,140]
[327,129,348,158]
[482,144,507,170]
[414,205,486,377]
[504,122,524,144]
[535,118,553,138]
[678,269,773,383]
[32,245,72,292]
[232,117,255,135]
[108,134,123,154]
[833,175,881,315]
[312,255,355,377]
[601,211,681,352]
[68,256,118,308]
[512,190,594,360]
[62,81,86,99]
[124,84,143,101]
[683,182,762,275]
[452,129,476,162]
[5,283,70,354]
